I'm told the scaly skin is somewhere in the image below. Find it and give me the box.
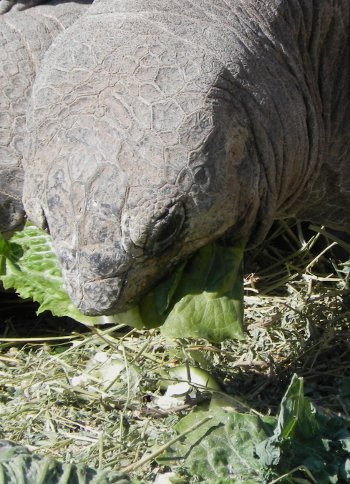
[0,1,46,14]
[0,1,91,234]
[23,0,350,315]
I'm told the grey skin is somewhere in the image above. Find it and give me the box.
[23,0,350,315]
[0,0,45,14]
[0,0,91,235]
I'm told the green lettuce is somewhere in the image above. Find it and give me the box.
[0,223,245,341]
[160,375,350,482]
[0,440,131,483]
[0,224,125,326]
[140,242,245,341]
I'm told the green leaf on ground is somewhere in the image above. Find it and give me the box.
[161,375,350,483]
[0,440,131,483]
[257,375,350,482]
[160,395,274,482]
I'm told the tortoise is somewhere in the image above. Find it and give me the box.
[1,0,349,315]
[0,0,91,235]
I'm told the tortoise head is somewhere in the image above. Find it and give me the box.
[27,100,244,315]
[23,18,254,315]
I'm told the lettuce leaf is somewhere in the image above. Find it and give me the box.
[0,440,131,483]
[160,376,350,482]
[0,223,245,341]
[0,223,131,326]
[139,242,245,341]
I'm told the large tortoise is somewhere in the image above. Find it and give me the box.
[0,0,91,235]
[2,0,350,316]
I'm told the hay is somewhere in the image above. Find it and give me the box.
[0,220,349,481]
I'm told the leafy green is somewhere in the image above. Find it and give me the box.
[141,241,245,341]
[0,223,245,341]
[161,375,350,483]
[0,440,131,484]
[159,395,273,482]
[0,224,134,326]
[257,375,350,483]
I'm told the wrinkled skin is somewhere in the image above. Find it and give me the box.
[0,0,91,235]
[0,0,45,14]
[23,0,350,315]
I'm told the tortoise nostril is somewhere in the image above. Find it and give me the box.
[58,248,77,272]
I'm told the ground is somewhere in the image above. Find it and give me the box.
[0,220,349,482]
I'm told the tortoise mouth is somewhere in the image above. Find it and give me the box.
[75,276,126,316]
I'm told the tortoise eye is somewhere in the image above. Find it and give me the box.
[145,203,185,255]
[193,165,209,185]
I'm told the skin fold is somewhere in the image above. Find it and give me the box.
[17,0,350,315]
[0,1,46,14]
[0,0,91,235]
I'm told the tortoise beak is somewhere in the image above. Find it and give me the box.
[75,277,125,316]
[57,245,131,316]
